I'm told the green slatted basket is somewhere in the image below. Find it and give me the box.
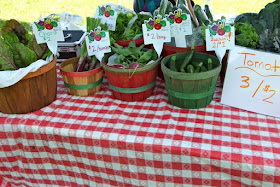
[161,52,221,109]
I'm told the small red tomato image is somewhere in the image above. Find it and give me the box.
[45,24,53,30]
[105,11,110,17]
[217,29,226,36]
[95,35,102,41]
[175,17,182,23]
[154,23,162,30]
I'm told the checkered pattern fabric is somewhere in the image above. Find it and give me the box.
[0,66,280,187]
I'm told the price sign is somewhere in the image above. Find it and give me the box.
[166,9,192,47]
[205,20,235,62]
[94,4,118,31]
[85,27,111,62]
[221,46,280,118]
[31,18,64,44]
[142,16,171,57]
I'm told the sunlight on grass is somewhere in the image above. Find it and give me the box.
[0,0,275,24]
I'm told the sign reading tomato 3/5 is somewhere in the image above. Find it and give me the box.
[221,46,280,118]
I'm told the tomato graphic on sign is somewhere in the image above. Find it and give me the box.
[145,15,167,31]
[166,9,188,24]
[99,5,115,17]
[209,20,231,36]
[35,18,58,31]
[87,27,106,42]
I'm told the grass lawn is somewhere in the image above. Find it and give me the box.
[0,0,274,26]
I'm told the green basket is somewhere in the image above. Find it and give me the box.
[161,52,221,109]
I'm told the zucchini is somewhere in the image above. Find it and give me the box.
[178,4,191,15]
[159,0,168,16]
[165,1,174,15]
[193,4,210,26]
[204,4,213,22]
[187,64,195,73]
[200,65,207,72]
[195,62,203,72]
[207,58,213,70]
[170,55,178,72]
[180,45,195,73]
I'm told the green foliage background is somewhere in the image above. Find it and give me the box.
[0,0,274,30]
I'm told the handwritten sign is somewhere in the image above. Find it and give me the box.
[31,18,64,44]
[166,9,192,47]
[221,46,280,118]
[85,27,111,62]
[93,4,118,31]
[205,20,235,62]
[142,16,171,57]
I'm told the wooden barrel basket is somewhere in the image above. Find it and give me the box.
[161,52,221,109]
[0,58,57,114]
[60,57,103,96]
[102,53,160,102]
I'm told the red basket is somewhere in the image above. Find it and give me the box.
[102,54,160,102]
[116,37,144,47]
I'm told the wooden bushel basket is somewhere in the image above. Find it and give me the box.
[161,52,221,109]
[0,58,57,114]
[60,57,103,96]
[102,53,160,102]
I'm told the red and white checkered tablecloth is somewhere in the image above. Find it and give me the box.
[1,67,280,187]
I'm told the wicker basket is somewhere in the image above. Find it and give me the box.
[60,57,103,96]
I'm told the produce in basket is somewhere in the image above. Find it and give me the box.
[108,41,157,68]
[0,19,52,71]
[75,17,108,72]
[166,50,216,73]
[234,0,280,53]
[155,0,213,47]
[109,12,151,43]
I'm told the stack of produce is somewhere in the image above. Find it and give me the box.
[109,11,151,44]
[234,0,280,53]
[155,0,214,47]
[0,19,52,71]
[166,46,217,73]
[75,17,108,72]
[109,41,157,68]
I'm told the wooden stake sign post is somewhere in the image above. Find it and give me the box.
[221,46,280,118]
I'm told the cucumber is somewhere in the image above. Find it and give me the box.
[204,4,213,22]
[193,4,210,26]
[180,45,195,73]
[178,4,191,15]
[195,62,203,72]
[169,55,178,72]
[190,61,201,67]
[207,58,213,70]
[165,1,174,15]
[177,0,186,6]
[200,65,207,72]
[187,64,195,73]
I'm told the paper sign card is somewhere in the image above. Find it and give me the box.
[59,12,83,25]
[85,27,111,62]
[31,18,64,44]
[142,16,171,57]
[166,9,192,47]
[221,45,280,118]
[205,20,235,62]
[94,4,118,31]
